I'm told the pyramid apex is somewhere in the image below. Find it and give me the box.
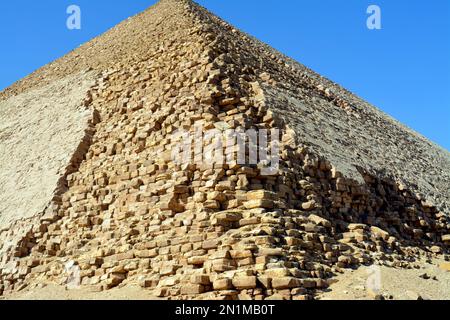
[159,0,192,3]
[157,0,194,8]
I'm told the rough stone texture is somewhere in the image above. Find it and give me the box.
[0,72,97,267]
[0,72,95,227]
[264,85,450,212]
[0,0,449,300]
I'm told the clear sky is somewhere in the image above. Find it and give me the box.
[1,0,449,150]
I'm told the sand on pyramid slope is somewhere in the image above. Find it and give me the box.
[0,71,97,259]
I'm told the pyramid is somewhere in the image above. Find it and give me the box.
[0,0,449,300]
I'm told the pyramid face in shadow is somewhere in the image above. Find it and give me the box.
[0,0,448,299]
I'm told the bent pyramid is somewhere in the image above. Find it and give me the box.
[1,0,449,299]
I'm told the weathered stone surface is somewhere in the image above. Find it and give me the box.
[190,275,211,286]
[244,199,274,209]
[213,278,233,290]
[309,214,331,228]
[0,72,97,260]
[302,201,316,211]
[232,276,257,290]
[272,277,301,290]
[370,226,390,241]
[181,284,205,295]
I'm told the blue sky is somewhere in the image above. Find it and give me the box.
[1,0,449,150]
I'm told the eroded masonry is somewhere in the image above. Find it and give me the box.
[0,0,449,300]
